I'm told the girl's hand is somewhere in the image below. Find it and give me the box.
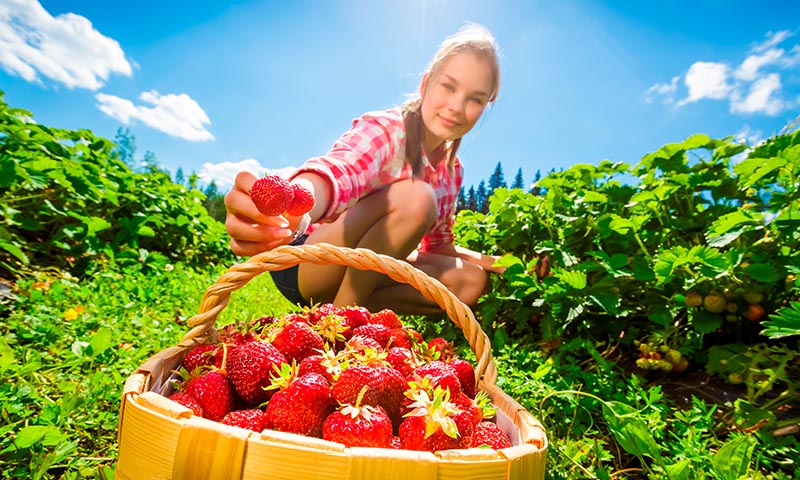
[224,171,294,256]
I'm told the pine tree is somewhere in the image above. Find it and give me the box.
[112,127,136,168]
[476,180,489,213]
[511,168,525,189]
[530,170,542,196]
[487,162,507,194]
[175,167,186,187]
[456,186,467,212]
[466,186,477,211]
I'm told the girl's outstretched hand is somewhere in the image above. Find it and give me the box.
[224,171,294,256]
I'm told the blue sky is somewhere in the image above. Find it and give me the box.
[1,0,799,191]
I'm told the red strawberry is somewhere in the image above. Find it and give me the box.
[398,387,473,451]
[385,347,419,379]
[271,321,325,362]
[167,391,204,417]
[387,328,412,349]
[298,349,346,384]
[227,340,287,405]
[369,309,403,329]
[410,360,462,396]
[182,344,221,374]
[322,387,393,448]
[250,175,293,216]
[352,323,391,348]
[377,366,408,428]
[221,409,269,432]
[471,421,512,449]
[184,370,235,422]
[346,335,383,354]
[449,358,477,398]
[286,183,315,216]
[265,372,333,437]
[331,364,384,407]
[427,337,456,361]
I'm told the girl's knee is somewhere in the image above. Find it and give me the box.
[387,180,437,226]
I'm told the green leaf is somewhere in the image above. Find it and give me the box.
[705,210,762,247]
[602,401,663,460]
[761,301,800,339]
[692,309,723,334]
[0,238,29,264]
[88,327,113,357]
[14,425,51,449]
[664,459,692,480]
[556,270,587,289]
[712,435,756,480]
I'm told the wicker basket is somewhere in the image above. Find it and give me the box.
[117,243,548,480]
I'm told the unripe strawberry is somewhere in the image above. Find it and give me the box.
[684,291,702,308]
[703,293,726,314]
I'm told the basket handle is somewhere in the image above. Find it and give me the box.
[179,243,497,385]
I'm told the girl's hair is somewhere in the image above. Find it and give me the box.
[402,23,501,177]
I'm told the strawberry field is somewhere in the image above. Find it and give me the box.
[1,90,799,479]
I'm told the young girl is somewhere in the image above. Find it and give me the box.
[224,23,504,314]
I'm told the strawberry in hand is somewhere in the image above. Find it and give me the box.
[250,175,314,217]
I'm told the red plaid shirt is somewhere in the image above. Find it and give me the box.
[292,107,463,252]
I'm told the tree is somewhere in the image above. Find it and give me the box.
[112,127,136,168]
[466,186,477,211]
[174,167,186,187]
[488,162,507,194]
[530,169,542,196]
[203,180,226,222]
[456,186,467,212]
[476,180,489,213]
[512,168,525,189]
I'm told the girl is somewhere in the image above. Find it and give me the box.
[224,23,504,314]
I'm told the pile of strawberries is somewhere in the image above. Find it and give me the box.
[165,304,513,452]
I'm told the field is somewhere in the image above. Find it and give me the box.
[1,92,799,478]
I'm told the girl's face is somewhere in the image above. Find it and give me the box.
[419,51,494,155]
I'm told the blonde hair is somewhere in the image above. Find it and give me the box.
[402,23,501,177]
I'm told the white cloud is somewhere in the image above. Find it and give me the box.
[95,90,215,141]
[0,0,131,90]
[731,73,784,115]
[734,124,764,147]
[734,48,784,81]
[646,29,798,116]
[198,159,295,190]
[678,61,732,106]
[644,75,679,104]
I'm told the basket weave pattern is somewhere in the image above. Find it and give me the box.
[117,243,548,480]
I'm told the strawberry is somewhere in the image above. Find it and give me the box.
[221,409,269,432]
[410,360,462,396]
[345,335,383,354]
[427,337,456,361]
[167,391,204,417]
[352,323,391,348]
[271,320,325,363]
[322,386,393,448]
[331,364,384,408]
[398,387,473,451]
[265,372,333,437]
[298,349,347,384]
[250,175,293,216]
[449,358,477,398]
[471,421,512,449]
[227,340,287,405]
[286,182,315,216]
[385,347,419,379]
[387,328,412,349]
[338,305,371,331]
[369,309,403,330]
[377,366,408,428]
[184,370,235,422]
[182,344,221,374]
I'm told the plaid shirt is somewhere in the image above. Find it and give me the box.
[292,107,463,252]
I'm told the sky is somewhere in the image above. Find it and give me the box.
[1,0,799,192]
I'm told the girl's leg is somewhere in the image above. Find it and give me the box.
[298,179,437,307]
[297,179,491,314]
